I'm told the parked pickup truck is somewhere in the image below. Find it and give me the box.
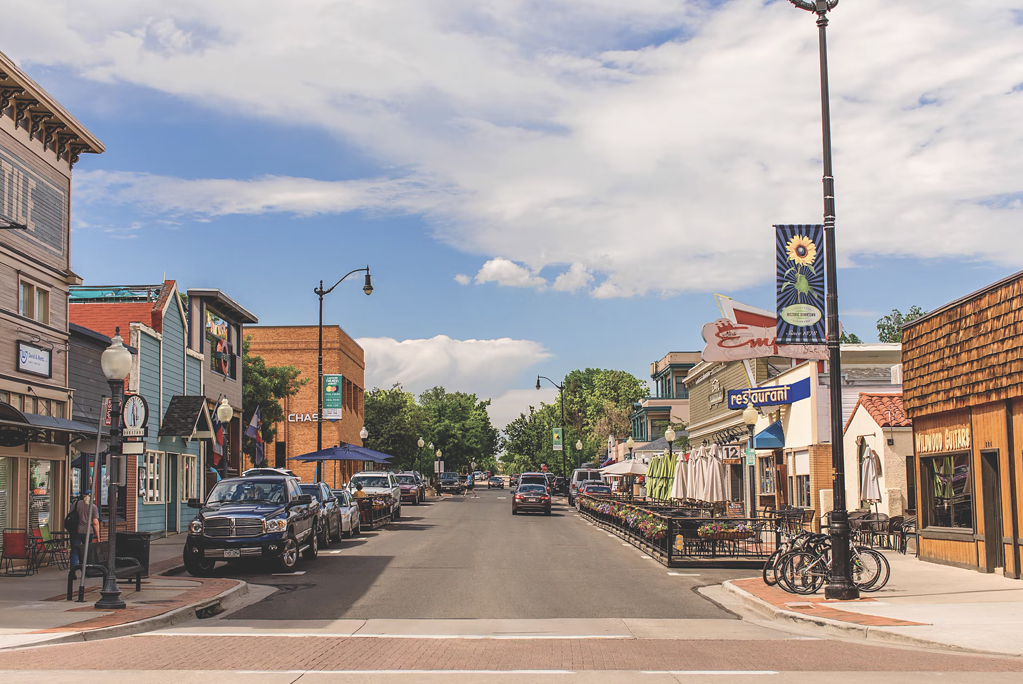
[347,471,402,520]
[183,474,319,576]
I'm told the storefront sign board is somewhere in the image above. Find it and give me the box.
[727,501,745,517]
[916,427,971,454]
[322,374,343,421]
[700,319,827,363]
[745,448,755,466]
[17,341,51,378]
[727,378,811,410]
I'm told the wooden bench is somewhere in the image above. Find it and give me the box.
[66,541,143,601]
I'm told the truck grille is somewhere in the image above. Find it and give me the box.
[204,517,263,538]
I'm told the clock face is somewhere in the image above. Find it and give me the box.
[123,394,148,428]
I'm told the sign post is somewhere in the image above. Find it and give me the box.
[322,374,343,421]
[552,428,563,451]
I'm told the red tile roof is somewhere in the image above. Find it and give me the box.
[69,302,156,339]
[845,393,911,433]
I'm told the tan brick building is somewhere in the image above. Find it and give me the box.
[245,326,366,487]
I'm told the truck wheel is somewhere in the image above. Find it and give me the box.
[277,535,299,572]
[303,530,319,560]
[184,548,216,577]
[352,518,361,537]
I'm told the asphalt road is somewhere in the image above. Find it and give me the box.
[207,487,748,620]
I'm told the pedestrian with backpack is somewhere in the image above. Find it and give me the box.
[68,492,100,568]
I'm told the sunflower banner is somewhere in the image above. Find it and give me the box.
[776,224,826,345]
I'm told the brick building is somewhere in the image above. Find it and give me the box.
[245,326,366,487]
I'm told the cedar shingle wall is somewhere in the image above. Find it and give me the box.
[903,276,1023,417]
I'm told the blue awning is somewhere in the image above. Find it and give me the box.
[753,421,785,449]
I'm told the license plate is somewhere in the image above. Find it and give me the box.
[528,498,539,502]
[224,548,240,558]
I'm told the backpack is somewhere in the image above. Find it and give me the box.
[63,500,80,534]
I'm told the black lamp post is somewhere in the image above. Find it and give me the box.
[216,398,233,479]
[96,328,132,610]
[417,437,425,481]
[575,440,583,470]
[788,0,857,600]
[315,267,373,453]
[664,426,676,462]
[536,375,567,480]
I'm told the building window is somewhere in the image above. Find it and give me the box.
[759,456,775,494]
[922,453,972,529]
[905,455,917,513]
[141,452,164,503]
[182,455,198,499]
[19,281,50,325]
[675,376,688,399]
[795,475,810,507]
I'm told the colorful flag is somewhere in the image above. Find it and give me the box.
[210,403,224,464]
[246,406,264,465]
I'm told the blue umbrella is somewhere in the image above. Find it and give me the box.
[288,443,394,464]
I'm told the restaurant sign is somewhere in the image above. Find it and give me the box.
[727,377,811,410]
[916,427,971,455]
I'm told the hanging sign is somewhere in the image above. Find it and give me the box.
[727,378,812,410]
[322,374,343,421]
[776,224,827,345]
[552,428,563,451]
[17,341,51,378]
[701,319,828,362]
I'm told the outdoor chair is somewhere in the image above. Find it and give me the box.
[34,525,69,570]
[1,529,35,577]
[859,513,890,547]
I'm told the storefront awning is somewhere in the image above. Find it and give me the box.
[158,396,214,441]
[753,421,785,449]
[0,402,98,440]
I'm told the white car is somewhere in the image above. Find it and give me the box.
[347,472,402,520]
[330,488,363,537]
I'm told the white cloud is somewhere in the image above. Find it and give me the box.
[16,1,1023,296]
[487,388,559,433]
[552,262,594,292]
[357,335,551,401]
[473,257,547,289]
[453,273,471,285]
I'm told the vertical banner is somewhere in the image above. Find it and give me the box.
[322,374,343,421]
[776,224,827,344]
[552,428,564,451]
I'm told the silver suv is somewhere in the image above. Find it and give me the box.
[568,468,605,505]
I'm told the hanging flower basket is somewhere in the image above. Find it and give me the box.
[698,530,752,541]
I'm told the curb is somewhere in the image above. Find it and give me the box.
[3,579,248,651]
[718,579,1021,658]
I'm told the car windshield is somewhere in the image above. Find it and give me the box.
[299,485,324,500]
[518,485,546,493]
[208,480,286,504]
[351,476,389,488]
[397,475,416,484]
[520,476,546,484]
[583,485,610,493]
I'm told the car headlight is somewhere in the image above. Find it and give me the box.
[264,518,287,533]
[188,519,203,535]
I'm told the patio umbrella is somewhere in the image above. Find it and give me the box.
[669,449,688,499]
[860,447,883,513]
[704,444,727,502]
[689,446,707,501]
[600,459,648,476]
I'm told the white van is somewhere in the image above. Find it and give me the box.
[569,468,605,505]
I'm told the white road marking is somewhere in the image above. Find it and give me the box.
[271,571,306,575]
[497,497,507,499]
[667,572,700,576]
[328,550,343,554]
[640,555,652,559]
[238,670,577,675]
[643,672,778,676]
[622,543,630,546]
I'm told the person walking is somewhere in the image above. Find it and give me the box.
[465,472,479,498]
[69,492,100,568]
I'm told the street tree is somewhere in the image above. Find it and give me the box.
[877,306,926,343]
[241,336,307,467]
[363,384,425,472]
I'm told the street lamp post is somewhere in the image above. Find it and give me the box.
[743,402,758,519]
[315,267,373,453]
[664,426,676,462]
[435,449,442,488]
[625,436,635,460]
[96,328,132,610]
[575,440,583,470]
[216,398,234,480]
[535,375,567,479]
[359,427,369,473]
[788,0,857,601]
[417,437,425,480]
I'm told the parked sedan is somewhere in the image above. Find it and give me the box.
[300,482,342,547]
[396,473,423,505]
[512,484,552,515]
[331,489,363,537]
[487,475,504,489]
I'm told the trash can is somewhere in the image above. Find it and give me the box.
[116,531,152,578]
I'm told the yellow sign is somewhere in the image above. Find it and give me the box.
[916,427,970,454]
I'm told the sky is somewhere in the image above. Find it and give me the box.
[3,0,1022,430]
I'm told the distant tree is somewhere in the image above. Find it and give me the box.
[840,330,862,344]
[241,336,307,467]
[877,306,926,343]
[417,386,500,473]
[363,384,425,472]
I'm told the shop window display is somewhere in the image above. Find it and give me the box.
[759,456,775,494]
[28,459,52,529]
[923,453,972,529]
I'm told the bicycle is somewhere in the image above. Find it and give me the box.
[762,530,829,589]
[777,539,890,595]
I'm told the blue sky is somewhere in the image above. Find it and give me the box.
[5,0,1021,429]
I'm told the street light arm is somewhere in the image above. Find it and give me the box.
[788,0,837,12]
[317,267,370,296]
[536,375,564,390]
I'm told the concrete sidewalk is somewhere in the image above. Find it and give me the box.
[717,550,1023,656]
[0,533,243,650]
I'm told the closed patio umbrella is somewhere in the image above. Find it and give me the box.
[860,447,883,511]
[704,444,727,502]
[689,447,707,501]
[670,450,688,500]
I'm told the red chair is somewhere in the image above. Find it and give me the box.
[1,529,35,576]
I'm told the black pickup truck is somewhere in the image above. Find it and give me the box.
[183,475,319,576]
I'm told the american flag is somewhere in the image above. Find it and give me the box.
[210,403,224,464]
[246,406,264,465]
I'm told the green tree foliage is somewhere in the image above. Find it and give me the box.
[840,330,862,343]
[876,306,926,343]
[362,385,500,475]
[241,336,307,466]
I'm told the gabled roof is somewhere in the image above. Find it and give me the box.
[158,396,213,441]
[187,288,258,324]
[845,393,911,434]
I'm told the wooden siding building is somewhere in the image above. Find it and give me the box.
[903,271,1023,578]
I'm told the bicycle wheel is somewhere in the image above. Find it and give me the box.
[848,546,882,589]
[778,550,826,595]
[762,550,782,587]
[855,547,890,592]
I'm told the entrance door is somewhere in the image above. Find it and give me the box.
[166,454,179,533]
[981,450,1005,572]
[775,454,788,508]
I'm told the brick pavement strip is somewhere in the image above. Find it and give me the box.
[730,578,927,627]
[0,636,1022,672]
[30,578,238,634]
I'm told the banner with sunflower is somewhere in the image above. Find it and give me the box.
[775,224,826,345]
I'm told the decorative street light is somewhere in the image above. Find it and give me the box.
[743,402,759,518]
[575,440,583,470]
[314,267,373,453]
[360,427,369,441]
[96,328,132,610]
[664,426,676,462]
[787,0,857,601]
[417,437,425,480]
[536,375,567,479]
[216,397,234,479]
[625,436,635,460]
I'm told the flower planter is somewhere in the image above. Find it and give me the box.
[697,531,752,541]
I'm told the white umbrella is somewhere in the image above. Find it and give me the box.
[704,444,727,502]
[689,446,707,501]
[670,450,688,500]
[600,459,649,476]
[860,448,882,506]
